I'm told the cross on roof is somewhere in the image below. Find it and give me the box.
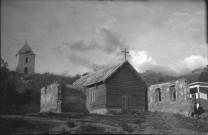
[122,48,129,60]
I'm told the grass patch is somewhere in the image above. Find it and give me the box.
[66,120,76,128]
[133,119,144,125]
[119,121,134,133]
[0,117,55,134]
[77,123,105,134]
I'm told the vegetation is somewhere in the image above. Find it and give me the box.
[141,69,205,86]
[0,57,205,115]
[199,65,208,82]
[119,121,134,132]
[66,120,76,128]
[0,58,17,105]
[0,111,208,134]
[177,72,201,83]
[0,58,80,115]
[77,123,105,134]
[141,70,176,85]
[0,117,53,134]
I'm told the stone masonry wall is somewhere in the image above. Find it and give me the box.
[148,79,194,117]
[40,83,61,113]
[16,53,35,74]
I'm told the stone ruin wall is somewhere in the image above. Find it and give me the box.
[148,79,195,117]
[40,83,61,113]
[40,83,87,114]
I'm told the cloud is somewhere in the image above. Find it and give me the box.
[129,50,177,76]
[46,21,62,34]
[51,46,63,54]
[63,28,128,57]
[100,28,128,54]
[67,53,108,73]
[167,10,205,45]
[67,53,92,67]
[69,40,99,51]
[173,12,191,17]
[130,50,157,71]
[129,50,207,76]
[179,55,207,71]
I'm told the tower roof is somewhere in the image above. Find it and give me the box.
[16,41,35,56]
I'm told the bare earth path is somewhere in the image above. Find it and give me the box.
[0,115,66,124]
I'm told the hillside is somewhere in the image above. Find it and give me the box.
[11,72,80,93]
[0,70,80,115]
[176,72,200,83]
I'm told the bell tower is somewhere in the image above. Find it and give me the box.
[16,41,36,74]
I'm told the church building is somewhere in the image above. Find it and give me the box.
[16,41,36,74]
[73,60,148,114]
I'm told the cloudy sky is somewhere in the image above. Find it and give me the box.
[1,0,207,76]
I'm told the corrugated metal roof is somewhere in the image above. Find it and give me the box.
[73,60,128,87]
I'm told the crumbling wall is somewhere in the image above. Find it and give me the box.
[148,79,194,116]
[40,83,61,113]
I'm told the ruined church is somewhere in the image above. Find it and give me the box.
[16,41,35,74]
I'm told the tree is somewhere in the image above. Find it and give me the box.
[0,58,17,104]
[141,70,164,86]
[199,65,208,82]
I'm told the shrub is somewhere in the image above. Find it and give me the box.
[0,103,40,115]
[133,119,144,125]
[107,110,117,115]
[0,117,36,134]
[119,122,134,132]
[66,120,76,128]
[45,111,56,116]
[0,117,52,134]
[78,124,105,134]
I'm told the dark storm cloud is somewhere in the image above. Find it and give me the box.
[63,28,128,57]
[67,53,92,67]
[67,53,109,71]
[90,63,109,72]
[100,28,128,54]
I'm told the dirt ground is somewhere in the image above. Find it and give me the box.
[0,111,208,134]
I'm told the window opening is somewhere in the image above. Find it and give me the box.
[155,88,161,103]
[25,58,28,63]
[169,85,176,101]
[91,89,96,103]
